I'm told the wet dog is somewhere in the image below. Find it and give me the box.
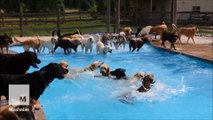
[96,41,112,55]
[0,51,41,74]
[137,74,155,92]
[98,64,127,79]
[130,71,146,84]
[80,35,95,53]
[60,61,103,73]
[82,61,103,72]
[0,63,68,101]
[129,37,150,52]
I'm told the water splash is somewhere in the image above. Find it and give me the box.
[116,77,192,104]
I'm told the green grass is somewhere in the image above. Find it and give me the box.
[0,15,212,36]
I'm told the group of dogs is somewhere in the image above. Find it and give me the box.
[59,60,155,92]
[0,51,69,119]
[0,22,198,55]
[0,22,199,118]
[0,51,155,119]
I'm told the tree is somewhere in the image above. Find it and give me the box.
[0,0,64,12]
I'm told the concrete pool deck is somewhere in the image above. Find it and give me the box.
[151,36,213,62]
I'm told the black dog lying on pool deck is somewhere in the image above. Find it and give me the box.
[0,51,41,74]
[0,63,68,101]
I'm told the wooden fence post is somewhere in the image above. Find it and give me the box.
[19,3,23,37]
[114,0,120,33]
[57,4,61,30]
[107,0,111,32]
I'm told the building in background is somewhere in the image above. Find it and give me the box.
[120,0,212,25]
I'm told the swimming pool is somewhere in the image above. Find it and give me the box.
[10,44,213,119]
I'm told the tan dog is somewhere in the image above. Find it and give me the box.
[149,21,168,39]
[13,36,41,53]
[130,71,146,84]
[82,61,103,72]
[99,63,110,76]
[59,61,75,78]
[172,24,198,44]
[59,61,103,75]
[96,41,112,55]
[122,27,133,39]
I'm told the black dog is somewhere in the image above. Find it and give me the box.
[54,38,81,54]
[110,68,127,79]
[0,51,41,74]
[0,63,68,101]
[0,33,13,54]
[129,37,149,52]
[161,32,178,50]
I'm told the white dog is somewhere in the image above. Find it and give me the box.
[96,41,112,55]
[81,35,95,53]
[39,37,57,53]
[137,25,153,37]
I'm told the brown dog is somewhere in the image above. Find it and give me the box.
[137,74,155,92]
[82,61,103,72]
[13,36,41,53]
[172,24,198,44]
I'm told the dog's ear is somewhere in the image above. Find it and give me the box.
[89,64,96,71]
[106,67,110,76]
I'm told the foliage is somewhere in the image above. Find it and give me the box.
[0,0,64,12]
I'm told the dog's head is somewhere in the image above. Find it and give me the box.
[100,64,110,76]
[89,61,104,71]
[142,74,155,90]
[74,39,81,45]
[59,60,68,69]
[103,46,112,54]
[134,72,146,79]
[24,51,41,68]
[4,33,13,44]
[110,68,126,79]
[40,63,69,80]
[137,74,155,92]
[88,37,95,43]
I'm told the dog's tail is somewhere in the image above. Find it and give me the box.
[52,30,56,37]
[171,24,178,33]
[75,28,81,35]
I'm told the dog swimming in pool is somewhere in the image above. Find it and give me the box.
[117,74,155,105]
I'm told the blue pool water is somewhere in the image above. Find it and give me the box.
[10,44,213,119]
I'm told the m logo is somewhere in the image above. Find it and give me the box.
[9,85,29,106]
[19,96,27,102]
